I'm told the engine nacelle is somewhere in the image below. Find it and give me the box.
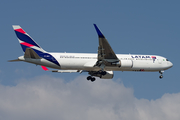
[89,71,114,79]
[100,71,114,79]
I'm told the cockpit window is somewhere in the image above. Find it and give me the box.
[166,59,169,61]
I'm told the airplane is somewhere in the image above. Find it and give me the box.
[10,24,173,82]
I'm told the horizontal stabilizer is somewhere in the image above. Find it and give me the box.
[8,59,22,62]
[24,48,41,59]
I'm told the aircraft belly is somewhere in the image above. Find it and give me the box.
[58,59,94,70]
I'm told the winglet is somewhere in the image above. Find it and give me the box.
[93,24,105,38]
[41,66,49,71]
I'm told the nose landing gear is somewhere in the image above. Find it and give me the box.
[159,71,164,79]
[159,75,163,79]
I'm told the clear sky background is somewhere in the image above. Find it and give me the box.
[0,0,179,120]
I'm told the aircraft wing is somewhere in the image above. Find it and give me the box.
[94,24,119,68]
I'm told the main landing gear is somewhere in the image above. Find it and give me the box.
[87,76,96,82]
[159,71,163,79]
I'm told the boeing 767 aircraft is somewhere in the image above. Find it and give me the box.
[10,24,173,82]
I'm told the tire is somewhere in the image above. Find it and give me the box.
[159,75,163,79]
[91,77,96,82]
[87,76,91,80]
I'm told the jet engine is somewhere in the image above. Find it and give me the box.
[100,71,114,79]
[88,71,114,79]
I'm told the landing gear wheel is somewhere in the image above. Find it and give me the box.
[102,71,106,75]
[87,76,92,80]
[87,76,96,82]
[159,75,163,79]
[159,71,164,79]
[99,71,106,75]
[91,77,96,82]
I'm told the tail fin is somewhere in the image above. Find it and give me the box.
[12,25,46,53]
[12,25,60,66]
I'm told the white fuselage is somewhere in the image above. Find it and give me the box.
[18,52,173,72]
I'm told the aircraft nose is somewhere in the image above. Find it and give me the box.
[168,61,173,68]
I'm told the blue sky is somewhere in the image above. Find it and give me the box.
[0,1,179,119]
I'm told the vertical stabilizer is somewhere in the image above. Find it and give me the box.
[12,25,46,53]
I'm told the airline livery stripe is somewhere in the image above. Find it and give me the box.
[15,31,40,47]
[20,42,34,47]
[151,56,157,59]
[15,28,26,34]
[41,66,49,71]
